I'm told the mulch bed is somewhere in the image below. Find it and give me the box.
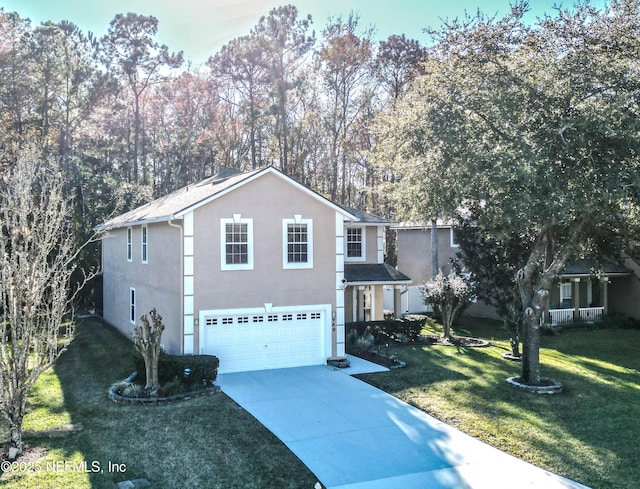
[421,334,490,347]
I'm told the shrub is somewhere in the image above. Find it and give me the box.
[346,316,426,350]
[157,376,185,397]
[134,353,219,386]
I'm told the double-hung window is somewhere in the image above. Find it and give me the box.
[129,288,136,324]
[283,217,313,269]
[221,216,253,270]
[127,227,133,262]
[346,227,365,261]
[141,225,148,264]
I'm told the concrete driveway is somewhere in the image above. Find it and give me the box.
[217,356,590,489]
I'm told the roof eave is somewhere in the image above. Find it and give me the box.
[346,280,412,286]
[93,215,177,232]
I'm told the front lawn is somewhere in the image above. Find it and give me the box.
[357,316,640,489]
[0,316,318,489]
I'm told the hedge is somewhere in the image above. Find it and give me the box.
[346,316,426,346]
[134,352,219,385]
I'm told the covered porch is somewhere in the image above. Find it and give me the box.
[543,261,630,325]
[344,264,411,321]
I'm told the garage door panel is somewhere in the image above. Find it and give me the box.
[201,305,328,373]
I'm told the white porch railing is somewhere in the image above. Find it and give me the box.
[578,307,604,322]
[545,307,605,325]
[547,309,575,324]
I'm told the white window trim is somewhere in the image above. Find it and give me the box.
[129,287,136,324]
[283,217,313,269]
[127,227,133,262]
[141,225,148,264]
[220,216,254,271]
[450,228,460,248]
[345,226,366,262]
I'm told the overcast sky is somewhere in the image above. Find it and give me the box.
[1,0,609,63]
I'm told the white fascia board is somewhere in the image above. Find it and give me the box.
[391,223,453,231]
[93,215,179,232]
[346,280,412,286]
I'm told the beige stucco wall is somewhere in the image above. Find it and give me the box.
[102,222,182,353]
[396,227,458,285]
[191,172,338,353]
[395,226,501,319]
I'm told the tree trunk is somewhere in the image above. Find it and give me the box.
[9,420,23,457]
[520,304,542,385]
[516,223,584,386]
[507,320,521,357]
[430,217,438,280]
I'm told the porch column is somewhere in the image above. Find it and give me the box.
[393,286,402,318]
[573,278,581,320]
[602,277,609,315]
[357,286,366,322]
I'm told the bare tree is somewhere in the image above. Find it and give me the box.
[133,308,165,391]
[0,151,93,458]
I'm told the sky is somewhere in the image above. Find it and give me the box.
[1,0,609,64]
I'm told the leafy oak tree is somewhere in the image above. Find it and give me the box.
[452,207,534,358]
[375,0,640,386]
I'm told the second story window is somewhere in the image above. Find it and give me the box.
[141,225,148,264]
[450,228,460,248]
[283,216,313,269]
[127,227,133,262]
[221,216,253,270]
[346,227,365,260]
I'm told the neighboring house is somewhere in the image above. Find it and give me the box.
[95,166,410,374]
[388,221,496,317]
[392,222,640,324]
[545,259,639,325]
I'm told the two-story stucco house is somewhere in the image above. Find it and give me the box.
[96,166,410,373]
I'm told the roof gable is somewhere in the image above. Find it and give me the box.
[95,167,356,231]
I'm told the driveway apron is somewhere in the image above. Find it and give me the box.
[217,358,590,489]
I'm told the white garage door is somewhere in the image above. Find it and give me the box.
[200,305,330,374]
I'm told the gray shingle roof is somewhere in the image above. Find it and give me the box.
[561,259,630,276]
[96,168,264,231]
[344,263,411,284]
[337,204,391,225]
[95,167,358,231]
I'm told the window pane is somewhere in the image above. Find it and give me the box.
[225,223,248,264]
[347,228,362,257]
[287,224,308,263]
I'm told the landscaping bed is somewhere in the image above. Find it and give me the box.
[108,353,221,403]
[421,334,489,347]
[108,372,220,404]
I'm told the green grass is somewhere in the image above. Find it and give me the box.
[0,317,318,489]
[357,316,640,489]
[4,315,639,489]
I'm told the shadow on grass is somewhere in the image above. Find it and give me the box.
[357,326,640,489]
[12,316,319,489]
